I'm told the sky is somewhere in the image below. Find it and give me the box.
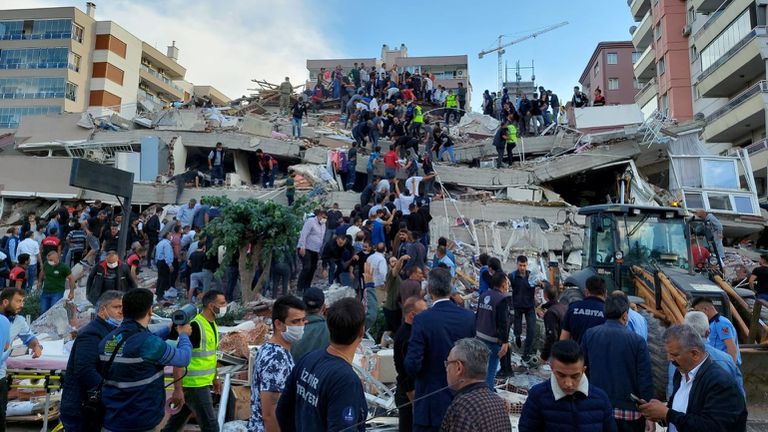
[5,0,635,110]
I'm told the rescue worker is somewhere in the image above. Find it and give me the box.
[444,90,459,125]
[410,103,424,138]
[99,288,193,432]
[163,289,228,432]
[279,77,293,115]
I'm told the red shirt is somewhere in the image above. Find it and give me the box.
[126,253,141,269]
[384,151,400,169]
[9,266,26,282]
[691,244,711,268]
[41,235,61,256]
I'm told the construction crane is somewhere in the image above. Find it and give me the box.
[479,21,569,91]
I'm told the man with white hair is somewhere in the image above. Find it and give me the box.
[666,311,744,399]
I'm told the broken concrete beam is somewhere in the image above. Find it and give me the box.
[446,226,582,254]
[531,140,641,183]
[431,200,584,227]
[318,135,354,149]
[240,116,274,137]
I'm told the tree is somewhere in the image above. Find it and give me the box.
[203,195,313,303]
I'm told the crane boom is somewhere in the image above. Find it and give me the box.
[478,21,569,90]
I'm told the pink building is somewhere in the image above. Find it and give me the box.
[578,41,638,106]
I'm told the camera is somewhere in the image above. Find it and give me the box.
[172,304,198,325]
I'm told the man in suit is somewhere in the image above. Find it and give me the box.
[405,267,475,432]
[638,324,747,432]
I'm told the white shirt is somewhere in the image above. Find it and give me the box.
[369,98,379,113]
[406,176,423,197]
[395,194,415,215]
[669,356,708,432]
[367,252,388,286]
[425,77,433,91]
[375,179,391,194]
[16,238,40,265]
[387,87,400,98]
[346,225,362,240]
[377,67,387,80]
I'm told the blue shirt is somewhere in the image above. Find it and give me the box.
[154,238,174,266]
[176,204,198,228]
[562,296,606,344]
[0,314,11,374]
[192,205,209,228]
[371,220,386,246]
[0,314,36,378]
[276,350,367,432]
[627,308,648,340]
[709,313,741,365]
[367,152,380,171]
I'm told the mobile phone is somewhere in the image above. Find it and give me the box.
[629,393,644,405]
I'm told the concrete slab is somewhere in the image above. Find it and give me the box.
[240,116,274,137]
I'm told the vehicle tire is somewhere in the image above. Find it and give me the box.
[638,309,668,401]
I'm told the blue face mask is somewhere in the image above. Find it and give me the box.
[106,316,122,327]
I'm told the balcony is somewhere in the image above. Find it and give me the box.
[139,65,184,100]
[140,42,186,80]
[697,27,768,98]
[635,78,657,108]
[703,80,768,142]
[633,44,656,81]
[693,0,727,14]
[629,0,651,22]
[632,11,653,51]
[694,0,751,51]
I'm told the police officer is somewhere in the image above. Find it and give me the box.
[99,288,193,432]
[475,272,511,387]
[692,297,741,366]
[163,289,228,432]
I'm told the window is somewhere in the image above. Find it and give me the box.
[0,19,73,40]
[72,23,84,43]
[654,23,662,40]
[693,83,700,100]
[734,196,755,213]
[68,52,81,72]
[688,7,695,25]
[608,78,620,90]
[700,10,752,71]
[0,106,61,129]
[607,53,618,65]
[0,47,69,70]
[65,82,77,101]
[658,56,666,75]
[690,45,698,61]
[0,77,66,99]
[632,51,641,63]
[594,61,599,77]
[661,93,669,116]
[634,79,644,90]
[702,159,739,189]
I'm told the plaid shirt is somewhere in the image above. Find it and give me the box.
[440,382,512,431]
[613,407,643,421]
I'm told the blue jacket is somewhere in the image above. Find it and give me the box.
[666,344,745,401]
[404,299,475,428]
[61,317,116,415]
[519,378,616,432]
[581,320,654,410]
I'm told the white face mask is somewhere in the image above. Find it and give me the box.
[47,261,56,266]
[283,325,305,343]
[215,304,227,318]
[107,262,118,269]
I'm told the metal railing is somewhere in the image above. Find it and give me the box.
[697,27,765,82]
[705,80,768,123]
[635,78,657,99]
[0,32,72,41]
[729,138,768,156]
[693,0,731,39]
[634,44,654,72]
[0,62,68,70]
[140,65,183,93]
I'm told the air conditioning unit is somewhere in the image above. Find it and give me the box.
[456,70,465,77]
[682,25,692,37]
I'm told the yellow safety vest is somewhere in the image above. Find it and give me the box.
[506,124,518,144]
[182,313,218,388]
[446,94,458,108]
[413,105,424,124]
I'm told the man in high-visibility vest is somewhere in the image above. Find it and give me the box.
[410,103,424,138]
[163,289,228,432]
[504,118,519,166]
[444,89,459,125]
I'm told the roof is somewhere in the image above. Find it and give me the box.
[578,204,686,218]
[395,55,468,67]
[306,58,377,70]
[578,41,635,85]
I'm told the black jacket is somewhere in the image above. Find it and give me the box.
[667,357,747,432]
[510,270,535,309]
[86,261,137,305]
[541,300,567,361]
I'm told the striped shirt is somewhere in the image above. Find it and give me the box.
[66,229,87,252]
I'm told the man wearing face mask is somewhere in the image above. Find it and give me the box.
[249,295,307,432]
[163,290,228,432]
[37,251,76,314]
[60,290,123,432]
[86,251,136,305]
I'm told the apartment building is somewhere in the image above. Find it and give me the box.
[578,41,639,105]
[629,0,694,121]
[0,3,229,132]
[306,44,471,107]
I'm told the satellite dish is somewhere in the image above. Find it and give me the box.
[694,112,705,121]
[630,25,637,35]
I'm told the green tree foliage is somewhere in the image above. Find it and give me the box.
[202,195,313,302]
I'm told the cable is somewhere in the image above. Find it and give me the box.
[165,367,188,389]
[339,384,454,432]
